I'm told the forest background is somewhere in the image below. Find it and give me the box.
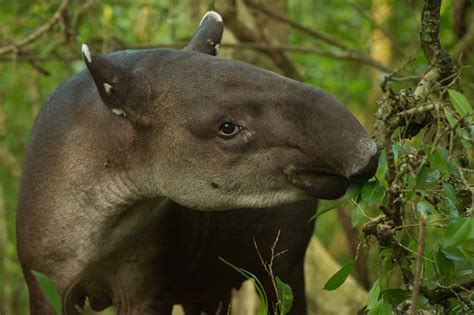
[0,0,472,314]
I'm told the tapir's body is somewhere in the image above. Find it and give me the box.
[17,12,377,315]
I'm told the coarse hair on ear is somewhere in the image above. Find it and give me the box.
[81,44,131,118]
[185,11,224,56]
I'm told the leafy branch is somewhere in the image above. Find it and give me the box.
[363,0,473,312]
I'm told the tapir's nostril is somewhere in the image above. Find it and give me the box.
[350,151,379,181]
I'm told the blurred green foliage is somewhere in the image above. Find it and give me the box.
[0,0,472,314]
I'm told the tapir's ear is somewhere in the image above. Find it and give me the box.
[184,11,223,56]
[81,44,131,117]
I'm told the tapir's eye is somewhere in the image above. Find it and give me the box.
[218,122,241,138]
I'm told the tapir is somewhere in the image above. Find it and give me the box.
[16,11,378,315]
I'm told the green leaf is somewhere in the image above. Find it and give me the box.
[435,249,454,285]
[351,199,364,227]
[415,164,428,190]
[448,89,472,122]
[361,181,385,208]
[454,269,473,278]
[323,260,355,291]
[442,217,474,250]
[429,146,449,173]
[381,288,410,305]
[276,277,293,315]
[461,128,473,149]
[426,168,441,183]
[443,107,458,129]
[367,278,381,310]
[442,247,467,261]
[376,150,388,187]
[309,200,347,222]
[344,182,363,200]
[392,144,399,164]
[442,183,460,209]
[219,257,268,315]
[368,299,392,315]
[404,173,416,199]
[32,271,61,314]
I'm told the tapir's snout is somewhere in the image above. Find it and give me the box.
[281,87,380,200]
[343,136,379,180]
[285,140,378,200]
[349,148,379,181]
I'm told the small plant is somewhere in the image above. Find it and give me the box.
[220,230,294,315]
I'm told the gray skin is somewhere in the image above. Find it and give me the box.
[16,11,378,315]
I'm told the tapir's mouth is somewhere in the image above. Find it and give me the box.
[284,166,350,200]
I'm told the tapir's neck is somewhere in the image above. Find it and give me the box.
[71,168,164,218]
[68,169,170,261]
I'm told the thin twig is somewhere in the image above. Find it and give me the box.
[0,0,70,56]
[253,230,285,315]
[0,41,395,72]
[244,0,351,51]
[396,103,437,117]
[243,0,392,73]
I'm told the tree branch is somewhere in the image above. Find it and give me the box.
[415,0,458,101]
[0,0,70,56]
[371,0,461,309]
[0,41,394,72]
[243,0,392,72]
[219,3,302,81]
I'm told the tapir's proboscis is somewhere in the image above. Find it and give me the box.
[17,11,378,315]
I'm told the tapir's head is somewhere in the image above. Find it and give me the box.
[81,12,378,210]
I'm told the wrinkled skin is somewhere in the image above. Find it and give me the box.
[16,12,378,315]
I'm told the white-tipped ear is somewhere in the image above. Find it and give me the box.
[185,11,224,56]
[199,11,223,26]
[81,44,133,116]
[82,44,92,63]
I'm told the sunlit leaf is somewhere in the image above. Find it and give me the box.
[323,260,355,291]
[442,217,474,249]
[367,278,381,310]
[276,277,293,315]
[368,299,392,315]
[376,150,388,187]
[448,89,472,122]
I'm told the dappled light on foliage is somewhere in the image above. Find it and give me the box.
[0,0,472,314]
